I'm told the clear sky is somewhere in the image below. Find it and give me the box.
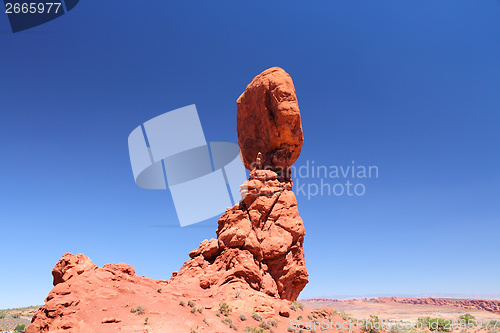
[1,1,499,309]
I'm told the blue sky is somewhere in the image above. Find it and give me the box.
[1,1,499,308]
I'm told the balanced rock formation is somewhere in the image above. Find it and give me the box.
[27,68,309,332]
[168,67,308,301]
[169,168,308,301]
[237,67,303,177]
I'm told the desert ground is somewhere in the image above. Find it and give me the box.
[2,297,500,332]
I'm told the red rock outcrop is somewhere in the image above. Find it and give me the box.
[26,252,314,332]
[27,253,172,333]
[237,67,303,177]
[169,168,308,301]
[27,68,309,332]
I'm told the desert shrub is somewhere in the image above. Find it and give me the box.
[15,324,26,330]
[135,305,145,315]
[190,307,196,313]
[203,318,209,326]
[188,300,196,308]
[259,321,270,329]
[219,302,232,316]
[244,326,265,333]
[190,325,199,333]
[290,303,297,311]
[11,312,21,318]
[268,319,278,327]
[197,307,203,313]
[157,288,162,293]
[459,314,476,326]
[489,320,500,327]
[287,327,296,332]
[0,312,5,319]
[361,315,381,333]
[389,328,405,333]
[239,313,248,321]
[307,314,313,320]
[297,315,303,320]
[130,307,136,313]
[292,300,304,310]
[252,311,263,322]
[418,317,430,327]
[418,317,451,332]
[230,322,238,330]
[222,317,233,325]
[179,300,185,306]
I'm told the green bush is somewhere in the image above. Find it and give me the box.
[418,317,451,332]
[239,313,248,321]
[259,321,270,329]
[252,311,263,322]
[15,324,26,330]
[268,319,278,327]
[292,300,304,310]
[459,313,476,326]
[244,326,265,333]
[360,315,381,333]
[131,305,145,315]
[222,317,233,325]
[219,302,232,316]
[0,312,5,319]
